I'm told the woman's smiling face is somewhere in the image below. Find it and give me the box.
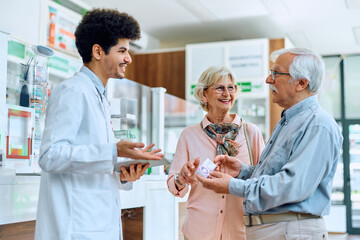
[203,75,237,114]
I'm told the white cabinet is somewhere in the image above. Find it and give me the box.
[0,0,41,45]
[0,175,40,225]
[186,38,270,140]
[143,179,176,240]
[185,43,224,100]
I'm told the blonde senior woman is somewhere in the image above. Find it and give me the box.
[167,66,265,240]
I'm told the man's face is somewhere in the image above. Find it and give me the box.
[101,38,132,79]
[266,52,299,110]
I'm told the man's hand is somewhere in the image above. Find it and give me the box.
[116,141,164,160]
[196,171,232,194]
[214,155,242,177]
[120,163,149,182]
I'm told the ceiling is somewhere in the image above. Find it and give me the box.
[77,0,360,55]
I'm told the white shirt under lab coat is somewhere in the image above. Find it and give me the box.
[35,66,131,240]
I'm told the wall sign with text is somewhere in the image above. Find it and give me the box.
[42,1,82,57]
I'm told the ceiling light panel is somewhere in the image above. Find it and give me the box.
[353,27,360,45]
[260,0,290,16]
[176,0,219,22]
[196,0,268,20]
[345,0,360,8]
[286,32,312,49]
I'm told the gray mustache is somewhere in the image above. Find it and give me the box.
[269,84,278,92]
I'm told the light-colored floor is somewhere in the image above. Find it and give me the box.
[329,233,360,239]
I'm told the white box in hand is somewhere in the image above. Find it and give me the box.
[195,158,216,178]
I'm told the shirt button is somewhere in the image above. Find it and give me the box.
[270,140,273,144]
[220,210,223,213]
[222,195,225,199]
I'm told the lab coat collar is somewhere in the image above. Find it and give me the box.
[80,66,106,98]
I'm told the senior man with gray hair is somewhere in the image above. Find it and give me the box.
[197,48,343,239]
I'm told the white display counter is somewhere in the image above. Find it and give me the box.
[0,173,181,240]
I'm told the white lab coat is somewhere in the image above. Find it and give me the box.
[35,69,131,240]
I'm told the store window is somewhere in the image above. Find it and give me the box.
[321,57,343,205]
[344,56,360,119]
[322,54,360,233]
[319,57,342,119]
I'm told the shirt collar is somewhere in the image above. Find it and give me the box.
[80,66,106,96]
[281,95,318,121]
[201,113,241,129]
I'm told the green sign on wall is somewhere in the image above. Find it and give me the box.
[190,84,196,95]
[238,82,252,92]
[49,56,69,73]
[8,40,25,59]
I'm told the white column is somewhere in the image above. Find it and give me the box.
[150,87,166,175]
[0,28,9,159]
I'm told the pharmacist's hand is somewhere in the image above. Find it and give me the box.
[196,171,232,194]
[214,155,242,177]
[120,163,149,182]
[177,157,200,185]
[116,141,164,160]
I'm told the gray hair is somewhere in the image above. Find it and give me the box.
[270,48,325,93]
[193,66,237,112]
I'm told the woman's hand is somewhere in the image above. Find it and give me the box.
[175,157,200,189]
[214,155,242,177]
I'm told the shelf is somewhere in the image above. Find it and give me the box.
[7,54,26,65]
[242,115,266,118]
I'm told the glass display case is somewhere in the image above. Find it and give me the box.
[5,37,81,174]
[106,78,152,146]
[163,93,204,172]
[6,39,53,173]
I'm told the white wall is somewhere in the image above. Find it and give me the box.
[0,0,42,44]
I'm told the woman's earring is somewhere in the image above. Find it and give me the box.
[201,100,207,106]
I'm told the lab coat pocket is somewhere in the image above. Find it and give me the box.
[72,189,111,232]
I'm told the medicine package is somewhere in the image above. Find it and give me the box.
[195,158,216,178]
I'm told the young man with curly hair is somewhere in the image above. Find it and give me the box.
[35,9,163,240]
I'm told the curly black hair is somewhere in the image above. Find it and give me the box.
[75,8,141,63]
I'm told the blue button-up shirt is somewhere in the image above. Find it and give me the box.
[229,95,343,216]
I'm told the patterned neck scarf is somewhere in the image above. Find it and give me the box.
[201,121,241,156]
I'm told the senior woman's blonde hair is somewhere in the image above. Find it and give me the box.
[193,66,238,112]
